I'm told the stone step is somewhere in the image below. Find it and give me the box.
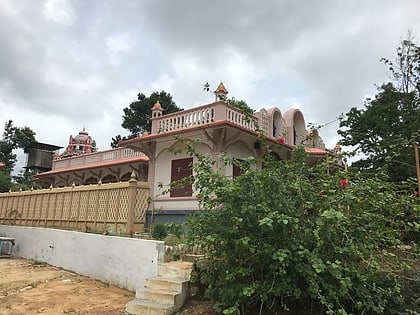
[146,277,189,292]
[136,288,184,307]
[126,298,173,315]
[126,261,193,315]
[158,261,192,280]
[182,254,204,263]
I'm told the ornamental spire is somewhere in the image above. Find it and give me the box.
[214,82,229,101]
[151,100,164,119]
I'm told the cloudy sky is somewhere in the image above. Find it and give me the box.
[1,0,419,172]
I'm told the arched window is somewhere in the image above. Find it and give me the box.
[121,172,132,181]
[272,110,284,138]
[102,174,117,184]
[84,177,98,185]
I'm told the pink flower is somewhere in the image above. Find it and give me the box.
[340,179,348,188]
[414,190,419,197]
[278,137,285,144]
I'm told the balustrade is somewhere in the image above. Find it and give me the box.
[52,148,145,170]
[153,101,264,135]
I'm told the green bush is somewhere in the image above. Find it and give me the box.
[165,221,184,238]
[152,223,168,240]
[184,145,419,314]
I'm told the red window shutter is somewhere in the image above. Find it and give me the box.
[233,163,242,178]
[170,158,193,197]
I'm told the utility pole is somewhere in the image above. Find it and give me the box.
[415,142,420,195]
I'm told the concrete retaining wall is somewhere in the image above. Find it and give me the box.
[0,225,165,291]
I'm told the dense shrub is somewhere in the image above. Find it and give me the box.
[185,145,419,315]
[152,223,168,240]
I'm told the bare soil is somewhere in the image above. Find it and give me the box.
[0,258,134,315]
[0,258,217,315]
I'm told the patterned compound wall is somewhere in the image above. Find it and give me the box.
[0,177,150,234]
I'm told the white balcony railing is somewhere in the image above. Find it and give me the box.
[152,101,267,135]
[52,147,146,170]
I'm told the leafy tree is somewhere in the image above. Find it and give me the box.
[12,169,42,191]
[0,120,36,173]
[110,134,135,149]
[339,36,420,182]
[180,141,418,314]
[0,120,36,192]
[381,32,420,94]
[111,91,183,148]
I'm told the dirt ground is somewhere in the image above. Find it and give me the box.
[0,258,216,315]
[0,258,134,315]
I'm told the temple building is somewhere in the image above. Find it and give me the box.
[61,127,97,158]
[32,83,342,226]
[33,128,148,187]
[120,83,338,225]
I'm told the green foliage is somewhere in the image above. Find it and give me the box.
[227,97,254,115]
[165,221,184,239]
[0,120,36,192]
[381,31,420,94]
[0,170,12,193]
[338,36,420,183]
[110,134,136,149]
[0,120,36,173]
[11,169,43,191]
[152,223,168,240]
[184,144,419,314]
[111,91,183,147]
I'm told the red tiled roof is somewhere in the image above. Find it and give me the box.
[34,155,149,178]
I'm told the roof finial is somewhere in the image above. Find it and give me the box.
[151,100,164,118]
[151,100,163,111]
[214,82,229,101]
[334,143,342,153]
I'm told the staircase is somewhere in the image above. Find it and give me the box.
[126,261,193,315]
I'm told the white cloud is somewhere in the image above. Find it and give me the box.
[43,0,75,26]
[106,32,133,54]
[1,0,420,174]
[106,32,134,66]
[45,65,105,92]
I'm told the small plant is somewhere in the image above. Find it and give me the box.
[172,250,181,261]
[165,221,184,238]
[164,234,182,246]
[5,209,22,225]
[152,223,167,240]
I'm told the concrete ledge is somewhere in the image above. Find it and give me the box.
[0,225,165,291]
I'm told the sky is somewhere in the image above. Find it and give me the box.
[1,0,419,173]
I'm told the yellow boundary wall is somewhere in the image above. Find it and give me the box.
[0,178,149,234]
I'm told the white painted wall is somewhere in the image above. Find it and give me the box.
[0,225,165,291]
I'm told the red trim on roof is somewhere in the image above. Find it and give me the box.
[34,155,148,178]
[122,120,264,146]
[306,148,329,155]
[121,120,330,156]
